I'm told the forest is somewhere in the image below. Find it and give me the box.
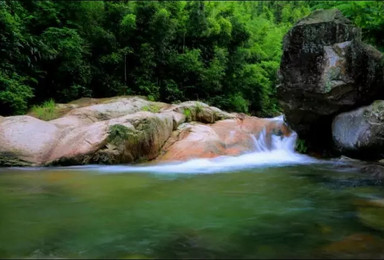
[1,1,383,117]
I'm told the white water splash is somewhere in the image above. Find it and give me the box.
[91,115,318,174]
[7,116,319,174]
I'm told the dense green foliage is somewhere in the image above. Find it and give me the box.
[309,1,384,51]
[0,1,382,116]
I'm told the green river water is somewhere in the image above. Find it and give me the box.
[1,160,384,259]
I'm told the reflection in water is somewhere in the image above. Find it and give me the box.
[1,163,384,258]
[1,123,384,258]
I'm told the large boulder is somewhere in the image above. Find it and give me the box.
[0,116,61,166]
[156,116,291,162]
[49,111,175,165]
[332,100,384,159]
[0,97,240,166]
[278,9,384,152]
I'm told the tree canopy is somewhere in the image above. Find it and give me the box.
[0,1,382,116]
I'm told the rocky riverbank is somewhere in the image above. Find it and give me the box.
[0,96,291,167]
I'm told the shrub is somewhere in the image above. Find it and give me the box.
[30,99,58,121]
[295,138,308,154]
[230,93,249,113]
[194,102,203,113]
[0,73,34,115]
[183,108,192,121]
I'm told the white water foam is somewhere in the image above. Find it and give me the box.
[92,116,319,174]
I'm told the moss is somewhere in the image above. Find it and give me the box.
[183,108,192,121]
[372,100,384,111]
[141,104,161,113]
[141,106,150,112]
[98,124,142,164]
[324,67,341,93]
[329,67,340,80]
[100,116,169,164]
[107,124,132,145]
[367,101,384,122]
[194,102,203,114]
[108,120,154,160]
[0,152,32,167]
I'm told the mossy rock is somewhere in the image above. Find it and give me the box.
[107,124,134,145]
[141,104,162,113]
[278,9,384,155]
[0,152,32,167]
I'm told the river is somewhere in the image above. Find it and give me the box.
[0,128,384,258]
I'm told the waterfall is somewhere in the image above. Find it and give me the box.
[90,116,318,174]
[252,123,298,153]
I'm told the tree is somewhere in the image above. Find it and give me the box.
[1,0,380,117]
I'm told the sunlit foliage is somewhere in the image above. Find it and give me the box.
[0,1,380,116]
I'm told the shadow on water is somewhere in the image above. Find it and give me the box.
[291,163,384,190]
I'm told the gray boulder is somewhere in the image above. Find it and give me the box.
[332,100,384,158]
[278,9,384,151]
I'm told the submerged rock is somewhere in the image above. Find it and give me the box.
[1,97,283,166]
[321,233,384,258]
[332,100,384,159]
[278,9,384,152]
[358,204,384,232]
